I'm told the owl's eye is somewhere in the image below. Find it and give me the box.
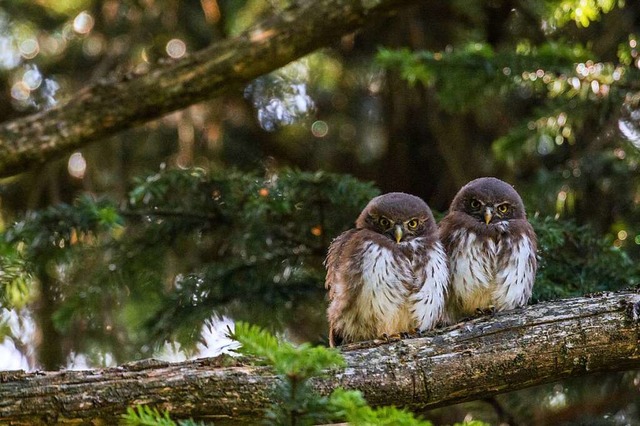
[407,219,419,229]
[378,217,391,228]
[497,204,509,214]
[470,200,481,209]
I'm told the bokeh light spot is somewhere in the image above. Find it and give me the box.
[10,81,29,101]
[19,39,39,59]
[166,39,186,58]
[311,120,329,137]
[68,152,87,179]
[83,35,105,57]
[73,11,95,34]
[23,67,42,90]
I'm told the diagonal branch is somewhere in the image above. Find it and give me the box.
[0,0,418,177]
[1,291,639,424]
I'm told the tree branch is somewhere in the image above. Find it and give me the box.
[0,0,418,177]
[1,291,639,424]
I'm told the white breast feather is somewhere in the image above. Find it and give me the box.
[494,236,536,310]
[450,230,495,308]
[449,227,535,316]
[342,241,414,339]
[411,241,448,331]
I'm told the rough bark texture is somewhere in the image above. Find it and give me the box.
[0,0,418,177]
[1,291,640,424]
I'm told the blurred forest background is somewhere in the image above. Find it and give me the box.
[2,0,640,424]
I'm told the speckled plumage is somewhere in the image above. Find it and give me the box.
[324,192,448,347]
[439,177,537,323]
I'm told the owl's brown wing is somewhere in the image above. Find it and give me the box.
[324,229,358,347]
[324,229,358,290]
[437,211,468,255]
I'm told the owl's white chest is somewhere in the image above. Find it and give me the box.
[449,231,498,310]
[448,228,533,316]
[354,242,414,336]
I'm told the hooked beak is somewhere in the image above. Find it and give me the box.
[394,224,403,243]
[483,207,493,225]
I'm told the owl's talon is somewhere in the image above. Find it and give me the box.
[474,305,496,317]
[380,332,402,343]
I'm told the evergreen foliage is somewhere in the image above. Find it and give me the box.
[233,321,345,425]
[0,168,378,362]
[375,1,640,268]
[121,405,204,426]
[0,167,638,365]
[531,215,640,301]
[231,322,441,426]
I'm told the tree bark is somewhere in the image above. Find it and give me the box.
[0,0,418,178]
[1,291,640,425]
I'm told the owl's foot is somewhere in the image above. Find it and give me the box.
[375,332,404,344]
[475,305,496,317]
[410,327,423,337]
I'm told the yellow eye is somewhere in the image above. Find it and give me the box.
[407,219,419,229]
[379,217,391,228]
[497,204,509,214]
[470,200,481,209]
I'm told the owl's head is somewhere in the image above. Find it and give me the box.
[356,192,436,243]
[450,177,526,225]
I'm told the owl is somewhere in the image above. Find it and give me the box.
[439,177,537,323]
[324,192,448,347]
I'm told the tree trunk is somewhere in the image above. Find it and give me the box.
[0,0,419,178]
[1,291,639,424]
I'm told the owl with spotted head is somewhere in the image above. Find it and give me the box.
[324,192,448,347]
[439,177,537,323]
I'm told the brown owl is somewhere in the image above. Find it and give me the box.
[324,192,448,347]
[439,177,537,323]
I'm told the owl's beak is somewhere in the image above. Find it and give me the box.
[394,224,404,243]
[484,207,493,225]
